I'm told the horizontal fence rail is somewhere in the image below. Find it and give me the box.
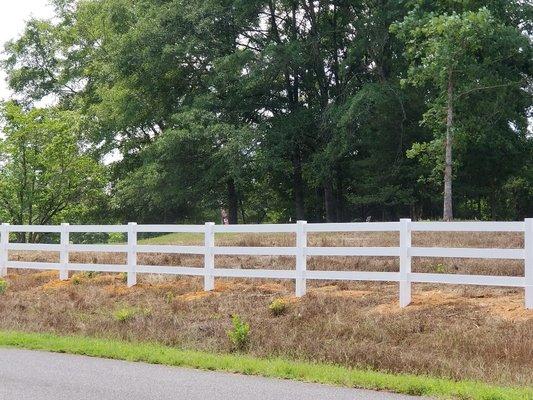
[0,219,531,309]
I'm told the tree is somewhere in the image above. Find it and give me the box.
[393,7,532,220]
[1,1,531,224]
[0,102,106,241]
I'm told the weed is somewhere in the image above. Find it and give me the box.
[435,263,446,273]
[269,298,288,316]
[164,291,175,304]
[113,306,151,322]
[113,307,137,322]
[227,314,250,351]
[71,275,82,285]
[0,278,7,295]
[119,272,128,284]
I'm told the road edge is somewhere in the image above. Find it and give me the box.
[0,330,530,400]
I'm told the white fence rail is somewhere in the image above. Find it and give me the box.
[0,219,531,309]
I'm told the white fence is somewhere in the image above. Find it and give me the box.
[0,219,531,309]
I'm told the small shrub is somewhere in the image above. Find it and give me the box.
[227,314,250,351]
[0,278,7,295]
[113,307,137,322]
[113,306,151,322]
[435,263,446,273]
[119,272,128,283]
[269,298,288,316]
[71,274,82,285]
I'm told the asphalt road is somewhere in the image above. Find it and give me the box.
[0,348,427,400]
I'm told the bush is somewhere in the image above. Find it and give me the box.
[108,232,126,243]
[113,306,151,323]
[269,298,288,316]
[0,278,7,295]
[113,307,137,322]
[227,314,250,351]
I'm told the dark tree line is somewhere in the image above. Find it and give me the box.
[1,0,532,224]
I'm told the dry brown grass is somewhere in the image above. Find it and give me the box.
[0,232,531,387]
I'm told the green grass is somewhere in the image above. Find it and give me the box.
[138,232,205,245]
[136,231,290,245]
[137,232,242,245]
[0,331,531,400]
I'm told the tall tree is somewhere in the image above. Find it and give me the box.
[393,7,532,220]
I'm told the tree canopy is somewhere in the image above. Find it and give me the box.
[1,0,531,224]
[0,102,106,239]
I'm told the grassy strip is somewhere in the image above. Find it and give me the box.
[0,331,530,400]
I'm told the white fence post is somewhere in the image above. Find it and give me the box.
[59,223,69,281]
[0,223,9,277]
[127,222,137,287]
[295,220,307,297]
[399,218,412,307]
[204,222,215,291]
[525,218,533,309]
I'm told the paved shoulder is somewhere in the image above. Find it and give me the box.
[0,348,425,400]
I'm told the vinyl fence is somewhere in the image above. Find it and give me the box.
[0,219,531,309]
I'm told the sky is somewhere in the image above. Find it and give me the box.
[0,1,55,100]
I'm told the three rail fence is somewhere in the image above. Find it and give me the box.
[0,219,531,309]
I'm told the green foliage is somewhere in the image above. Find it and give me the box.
[0,0,531,223]
[108,233,126,243]
[0,103,107,235]
[268,298,288,316]
[0,278,7,295]
[392,6,532,219]
[435,264,446,274]
[113,307,136,323]
[113,306,151,323]
[227,314,250,351]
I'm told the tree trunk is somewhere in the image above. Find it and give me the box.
[336,172,344,222]
[292,153,305,220]
[443,72,454,221]
[227,178,238,224]
[324,182,336,222]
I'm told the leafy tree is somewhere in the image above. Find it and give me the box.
[393,7,532,220]
[0,102,106,241]
[1,0,531,224]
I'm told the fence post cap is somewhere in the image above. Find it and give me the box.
[205,222,215,226]
[296,220,307,224]
[128,222,137,225]
[61,222,69,226]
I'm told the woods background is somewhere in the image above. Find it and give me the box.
[0,0,532,227]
